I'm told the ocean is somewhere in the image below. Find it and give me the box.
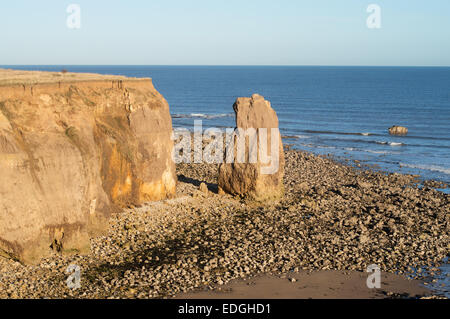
[2,65,449,297]
[5,65,449,188]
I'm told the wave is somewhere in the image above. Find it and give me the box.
[303,130,450,142]
[317,137,407,147]
[344,147,394,155]
[282,135,311,140]
[302,144,397,155]
[300,143,337,150]
[400,163,450,175]
[403,135,450,142]
[304,130,374,137]
[370,140,450,149]
[364,150,394,155]
[172,113,234,119]
[375,141,404,146]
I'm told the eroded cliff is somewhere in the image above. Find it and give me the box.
[0,69,176,263]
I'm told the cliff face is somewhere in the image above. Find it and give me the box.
[0,71,176,263]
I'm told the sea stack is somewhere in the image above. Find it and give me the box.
[218,94,285,202]
[0,69,176,263]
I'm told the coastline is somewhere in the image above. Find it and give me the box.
[0,148,448,299]
[282,138,450,193]
[175,271,429,299]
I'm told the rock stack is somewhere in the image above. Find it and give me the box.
[218,94,285,202]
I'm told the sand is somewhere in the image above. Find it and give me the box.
[176,270,429,299]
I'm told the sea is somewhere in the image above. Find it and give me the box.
[5,65,449,187]
[3,65,449,296]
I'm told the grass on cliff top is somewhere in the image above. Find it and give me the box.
[0,68,144,86]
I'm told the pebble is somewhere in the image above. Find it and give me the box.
[0,149,448,299]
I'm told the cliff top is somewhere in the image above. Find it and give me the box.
[0,68,148,86]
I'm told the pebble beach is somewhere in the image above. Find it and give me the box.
[0,149,448,299]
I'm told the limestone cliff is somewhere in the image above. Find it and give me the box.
[0,69,176,263]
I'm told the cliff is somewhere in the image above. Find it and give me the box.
[0,69,176,263]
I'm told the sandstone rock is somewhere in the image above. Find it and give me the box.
[218,94,285,201]
[0,69,176,263]
[389,126,408,135]
[199,183,209,194]
[357,181,372,189]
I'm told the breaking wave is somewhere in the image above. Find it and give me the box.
[375,141,404,146]
[304,130,374,136]
[400,163,450,175]
[172,113,234,119]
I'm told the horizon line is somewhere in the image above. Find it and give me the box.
[2,64,450,68]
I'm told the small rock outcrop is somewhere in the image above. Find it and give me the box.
[199,183,209,194]
[0,69,176,263]
[389,126,408,135]
[218,94,285,201]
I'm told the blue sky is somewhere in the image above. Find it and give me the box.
[1,0,449,66]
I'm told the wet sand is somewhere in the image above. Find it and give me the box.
[176,270,429,299]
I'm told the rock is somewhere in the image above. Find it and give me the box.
[389,126,408,135]
[0,69,176,263]
[199,183,209,194]
[218,94,285,202]
[297,182,309,193]
[357,181,372,189]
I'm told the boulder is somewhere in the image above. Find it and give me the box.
[389,126,408,135]
[0,69,176,263]
[218,94,285,201]
[199,182,209,194]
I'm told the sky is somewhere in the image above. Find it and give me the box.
[0,0,449,66]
